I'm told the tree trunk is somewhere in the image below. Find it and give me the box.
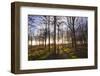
[72,17,77,51]
[31,36,32,48]
[45,24,47,47]
[48,16,50,52]
[57,25,60,54]
[62,32,63,45]
[30,30,32,49]
[54,16,57,55]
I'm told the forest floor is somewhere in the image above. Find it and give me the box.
[28,44,88,61]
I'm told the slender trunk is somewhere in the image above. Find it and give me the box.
[48,16,50,52]
[38,31,40,46]
[72,17,76,51]
[43,16,47,47]
[54,16,57,54]
[62,27,63,46]
[57,25,59,54]
[30,30,32,48]
[39,38,40,46]
[45,21,47,47]
[62,31,63,45]
[31,36,32,48]
[71,33,74,48]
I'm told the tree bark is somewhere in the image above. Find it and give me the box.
[45,23,47,47]
[54,16,57,55]
[72,17,77,51]
[48,16,50,52]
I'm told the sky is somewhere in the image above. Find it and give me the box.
[28,15,88,37]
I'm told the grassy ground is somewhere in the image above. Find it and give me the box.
[28,44,88,60]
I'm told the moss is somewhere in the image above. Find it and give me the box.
[71,56,77,58]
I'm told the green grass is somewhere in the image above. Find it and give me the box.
[28,44,87,60]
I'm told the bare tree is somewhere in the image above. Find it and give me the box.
[28,15,35,48]
[67,17,77,51]
[76,17,88,45]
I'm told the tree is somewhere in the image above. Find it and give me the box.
[67,17,77,51]
[76,17,88,45]
[48,16,51,52]
[56,16,65,54]
[40,16,48,47]
[54,16,57,54]
[28,15,36,48]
